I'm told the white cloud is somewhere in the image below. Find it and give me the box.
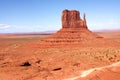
[0,24,11,29]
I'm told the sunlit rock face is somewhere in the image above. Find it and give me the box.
[62,9,87,29]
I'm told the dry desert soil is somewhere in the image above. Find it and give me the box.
[0,31,120,80]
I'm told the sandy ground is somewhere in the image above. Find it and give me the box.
[0,31,120,80]
[63,61,120,80]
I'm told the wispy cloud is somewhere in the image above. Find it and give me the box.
[0,24,11,29]
[0,24,59,33]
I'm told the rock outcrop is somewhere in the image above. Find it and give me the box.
[24,9,119,48]
[62,10,87,28]
[43,10,100,42]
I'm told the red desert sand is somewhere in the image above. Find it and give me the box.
[0,10,120,80]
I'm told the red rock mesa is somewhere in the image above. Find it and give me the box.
[43,10,100,42]
[26,9,118,48]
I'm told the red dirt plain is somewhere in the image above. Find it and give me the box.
[0,31,120,80]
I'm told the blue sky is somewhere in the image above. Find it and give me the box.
[0,0,120,33]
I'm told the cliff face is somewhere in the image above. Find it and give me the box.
[62,9,87,29]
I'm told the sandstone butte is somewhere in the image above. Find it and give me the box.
[24,9,119,48]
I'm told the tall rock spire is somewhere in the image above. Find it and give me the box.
[83,13,87,28]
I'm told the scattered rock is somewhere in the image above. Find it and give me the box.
[52,67,62,71]
[35,60,42,64]
[20,61,31,67]
[73,63,80,67]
